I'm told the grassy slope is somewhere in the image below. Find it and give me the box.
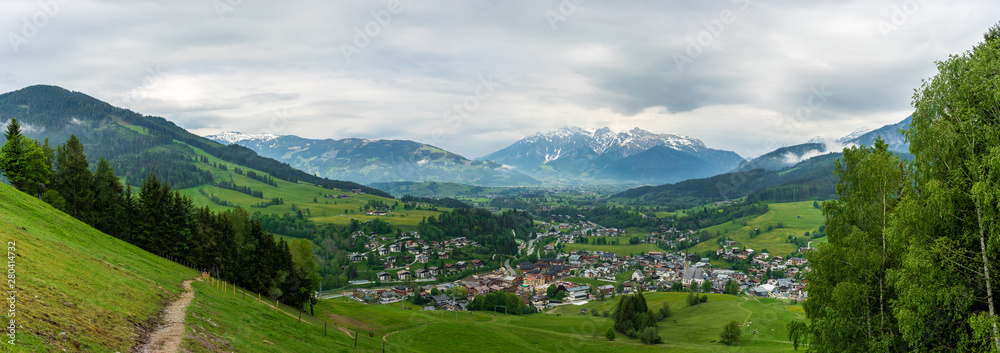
[0,183,197,352]
[181,280,360,352]
[176,144,446,232]
[183,284,808,352]
[308,292,805,352]
[689,201,825,257]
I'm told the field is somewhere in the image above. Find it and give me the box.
[688,201,826,257]
[0,183,198,352]
[176,144,447,231]
[295,292,806,352]
[564,276,616,288]
[563,237,663,256]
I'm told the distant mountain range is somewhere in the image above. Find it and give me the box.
[206,132,540,186]
[736,116,912,172]
[843,116,911,153]
[479,127,745,184]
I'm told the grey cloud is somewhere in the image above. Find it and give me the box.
[1,0,997,158]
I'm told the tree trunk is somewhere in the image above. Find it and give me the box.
[977,205,1000,351]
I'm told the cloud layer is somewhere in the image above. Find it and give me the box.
[2,0,997,158]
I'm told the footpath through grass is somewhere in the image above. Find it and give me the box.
[0,183,197,352]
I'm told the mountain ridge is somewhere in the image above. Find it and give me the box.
[0,84,391,197]
[479,126,744,184]
[206,131,541,187]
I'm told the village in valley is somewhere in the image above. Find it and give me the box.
[341,216,811,312]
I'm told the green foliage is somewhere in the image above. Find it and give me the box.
[686,291,700,306]
[803,23,1000,353]
[787,321,809,350]
[659,301,672,318]
[701,280,713,293]
[0,118,50,192]
[671,282,684,292]
[887,23,1000,352]
[546,284,558,298]
[54,135,94,222]
[419,208,532,256]
[804,142,907,352]
[469,291,536,315]
[92,158,128,238]
[605,327,616,341]
[535,205,663,230]
[720,320,742,345]
[723,280,740,295]
[639,327,663,345]
[611,292,656,336]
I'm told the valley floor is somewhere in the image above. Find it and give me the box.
[179,284,806,353]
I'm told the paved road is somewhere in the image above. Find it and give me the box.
[504,259,515,276]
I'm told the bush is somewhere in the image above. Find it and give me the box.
[659,301,672,318]
[640,327,663,344]
[720,320,742,345]
[605,328,616,341]
[602,310,609,318]
[700,295,708,303]
[686,292,699,306]
[626,328,638,339]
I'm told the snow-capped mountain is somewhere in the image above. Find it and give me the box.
[209,131,278,145]
[206,132,540,186]
[479,126,744,184]
[844,116,911,153]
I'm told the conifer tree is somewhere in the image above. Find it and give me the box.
[0,118,50,192]
[54,135,94,223]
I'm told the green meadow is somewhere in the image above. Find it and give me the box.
[563,237,663,256]
[689,201,827,257]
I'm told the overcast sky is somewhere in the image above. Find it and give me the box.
[2,0,997,158]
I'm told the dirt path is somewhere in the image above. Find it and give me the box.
[140,279,196,353]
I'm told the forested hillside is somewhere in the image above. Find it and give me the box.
[0,85,388,196]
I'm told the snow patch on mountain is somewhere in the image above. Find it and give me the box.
[207,131,279,145]
[837,127,872,143]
